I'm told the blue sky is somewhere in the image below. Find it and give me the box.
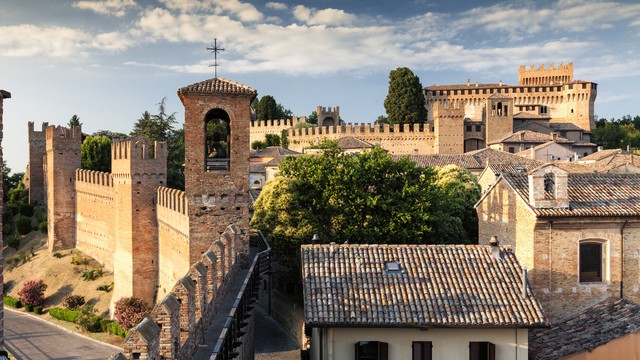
[2,0,640,172]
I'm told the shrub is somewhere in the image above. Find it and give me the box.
[5,202,19,216]
[19,203,34,217]
[39,221,47,233]
[113,297,150,330]
[7,233,20,249]
[71,256,90,266]
[49,307,82,323]
[15,215,32,235]
[3,296,22,308]
[96,283,113,292]
[107,321,128,338]
[62,294,86,310]
[53,252,63,258]
[251,140,267,150]
[77,305,102,332]
[100,318,113,332]
[25,304,33,312]
[81,268,103,281]
[18,279,47,307]
[34,305,43,315]
[2,221,14,236]
[5,256,20,271]
[35,208,47,223]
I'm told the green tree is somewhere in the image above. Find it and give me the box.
[264,134,281,147]
[280,129,289,149]
[92,130,128,140]
[307,111,318,125]
[81,136,112,172]
[384,67,427,125]
[256,95,278,121]
[68,114,82,129]
[251,140,267,150]
[374,115,389,125]
[251,147,476,269]
[433,165,481,243]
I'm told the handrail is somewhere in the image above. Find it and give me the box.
[209,231,271,360]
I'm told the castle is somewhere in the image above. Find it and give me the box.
[248,63,596,156]
[28,77,255,313]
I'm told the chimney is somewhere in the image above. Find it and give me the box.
[312,234,320,245]
[597,146,603,152]
[522,266,528,298]
[520,131,525,142]
[489,236,502,260]
[551,132,558,142]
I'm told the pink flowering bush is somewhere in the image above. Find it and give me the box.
[18,280,48,307]
[113,297,150,330]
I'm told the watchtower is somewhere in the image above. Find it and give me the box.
[433,100,464,154]
[27,122,48,205]
[178,77,256,265]
[46,125,81,251]
[111,136,167,307]
[484,94,514,145]
[317,106,339,127]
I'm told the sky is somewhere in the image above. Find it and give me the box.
[2,0,640,172]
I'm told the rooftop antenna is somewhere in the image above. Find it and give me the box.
[207,38,225,78]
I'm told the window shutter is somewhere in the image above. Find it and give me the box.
[469,342,480,360]
[412,342,433,360]
[379,342,388,360]
[488,342,495,360]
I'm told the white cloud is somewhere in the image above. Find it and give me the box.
[0,24,133,57]
[158,0,263,22]
[292,5,356,26]
[72,0,137,17]
[266,2,288,11]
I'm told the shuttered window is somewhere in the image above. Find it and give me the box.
[412,341,433,360]
[469,342,495,360]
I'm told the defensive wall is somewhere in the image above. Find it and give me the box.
[285,122,436,154]
[27,121,48,204]
[1,89,10,349]
[250,116,306,143]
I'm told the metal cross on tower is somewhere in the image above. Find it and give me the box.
[207,38,225,78]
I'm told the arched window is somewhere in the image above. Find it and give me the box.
[580,242,604,282]
[205,109,230,171]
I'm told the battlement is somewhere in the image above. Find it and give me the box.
[45,125,82,146]
[519,62,573,86]
[76,169,113,187]
[28,121,49,136]
[251,116,305,128]
[157,186,187,215]
[318,106,339,114]
[112,136,167,161]
[287,122,430,137]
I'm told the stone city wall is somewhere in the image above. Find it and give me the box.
[75,169,116,269]
[250,116,306,144]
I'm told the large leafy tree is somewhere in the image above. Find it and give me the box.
[256,95,278,120]
[592,115,640,150]
[251,147,479,269]
[81,135,112,172]
[384,67,427,125]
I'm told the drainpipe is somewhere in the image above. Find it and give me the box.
[621,220,629,299]
[548,221,553,307]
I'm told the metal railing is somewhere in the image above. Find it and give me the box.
[209,231,271,360]
[206,158,230,171]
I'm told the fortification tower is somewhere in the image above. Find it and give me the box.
[518,63,573,86]
[111,136,167,307]
[1,90,10,348]
[27,122,48,205]
[46,125,81,252]
[484,93,514,145]
[433,100,464,154]
[317,106,339,127]
[178,77,256,266]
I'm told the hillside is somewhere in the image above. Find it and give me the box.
[4,232,114,317]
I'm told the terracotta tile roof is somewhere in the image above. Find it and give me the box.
[579,149,622,162]
[513,112,551,120]
[571,142,597,147]
[491,130,573,145]
[501,172,640,217]
[467,148,543,168]
[264,153,302,167]
[530,298,640,360]
[250,146,300,158]
[549,122,585,131]
[392,154,483,170]
[337,136,374,149]
[486,163,537,175]
[250,164,266,173]
[301,244,548,328]
[577,149,640,172]
[551,162,595,173]
[178,77,257,96]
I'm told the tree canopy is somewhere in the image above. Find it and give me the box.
[255,95,292,121]
[81,135,112,172]
[68,114,82,129]
[592,115,640,150]
[251,147,480,269]
[384,67,427,125]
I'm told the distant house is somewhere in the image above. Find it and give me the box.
[530,298,640,360]
[249,146,300,188]
[301,244,548,360]
[476,163,640,321]
[577,148,640,174]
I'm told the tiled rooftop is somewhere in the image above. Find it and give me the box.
[178,77,257,96]
[530,298,640,360]
[250,146,300,158]
[491,130,573,145]
[392,154,483,170]
[301,244,548,328]
[501,172,640,217]
[467,148,543,167]
[578,149,640,172]
[513,112,551,120]
[337,136,374,149]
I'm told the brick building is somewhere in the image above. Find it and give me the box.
[476,164,640,321]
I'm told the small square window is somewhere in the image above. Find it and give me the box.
[385,261,401,272]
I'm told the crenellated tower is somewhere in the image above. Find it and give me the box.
[484,93,514,145]
[27,122,48,205]
[433,100,464,154]
[111,136,167,308]
[317,106,339,127]
[178,77,256,266]
[46,125,81,251]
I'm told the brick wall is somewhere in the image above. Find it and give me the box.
[27,122,47,205]
[157,187,190,300]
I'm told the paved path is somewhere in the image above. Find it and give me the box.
[255,306,300,360]
[4,309,121,360]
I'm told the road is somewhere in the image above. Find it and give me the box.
[4,309,122,360]
[255,307,300,360]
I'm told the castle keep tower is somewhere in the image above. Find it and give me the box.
[484,93,514,145]
[46,125,81,251]
[111,137,167,307]
[433,101,464,154]
[178,78,256,265]
[27,122,48,205]
[317,106,339,127]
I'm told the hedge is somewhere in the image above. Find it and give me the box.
[34,306,43,315]
[3,296,22,308]
[107,321,128,338]
[49,307,82,323]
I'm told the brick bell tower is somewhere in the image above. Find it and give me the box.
[178,77,256,266]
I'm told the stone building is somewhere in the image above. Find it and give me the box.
[0,89,10,350]
[26,122,48,205]
[476,164,640,321]
[38,77,256,312]
[425,63,597,152]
